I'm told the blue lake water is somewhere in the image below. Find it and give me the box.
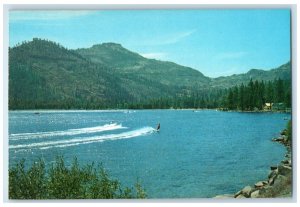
[8,110,289,198]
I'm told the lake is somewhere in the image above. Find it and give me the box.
[8,110,289,198]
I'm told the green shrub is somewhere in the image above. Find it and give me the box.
[9,159,47,199]
[9,157,146,199]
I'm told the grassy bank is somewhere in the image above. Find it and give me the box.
[9,156,146,199]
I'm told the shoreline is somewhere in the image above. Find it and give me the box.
[8,108,291,113]
[214,128,292,199]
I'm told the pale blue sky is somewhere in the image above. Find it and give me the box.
[9,9,290,77]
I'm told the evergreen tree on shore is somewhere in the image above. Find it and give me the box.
[224,79,291,110]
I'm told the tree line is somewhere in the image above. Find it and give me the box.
[10,78,291,111]
[120,78,291,111]
[224,78,291,111]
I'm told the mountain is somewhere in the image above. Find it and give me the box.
[9,38,291,109]
[9,39,208,109]
[76,43,290,90]
[76,43,213,103]
[76,43,210,89]
[76,43,145,67]
[210,62,291,88]
[9,38,132,109]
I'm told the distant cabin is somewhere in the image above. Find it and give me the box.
[264,102,287,111]
[264,103,273,111]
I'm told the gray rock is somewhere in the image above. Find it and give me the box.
[269,175,277,185]
[278,164,292,176]
[250,190,260,198]
[259,186,272,195]
[280,130,287,135]
[270,166,277,170]
[214,194,234,199]
[268,170,274,179]
[281,160,289,165]
[273,137,284,142]
[234,190,242,198]
[254,181,265,188]
[236,194,246,198]
[273,175,288,187]
[241,186,252,198]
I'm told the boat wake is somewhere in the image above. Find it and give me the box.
[9,123,125,140]
[10,127,156,150]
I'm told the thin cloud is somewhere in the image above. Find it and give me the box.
[215,51,248,60]
[139,29,197,46]
[9,11,95,21]
[141,52,167,60]
[161,29,196,45]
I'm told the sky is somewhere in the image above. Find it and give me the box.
[9,9,291,77]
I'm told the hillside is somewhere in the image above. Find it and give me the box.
[9,39,131,109]
[76,43,210,89]
[76,43,290,90]
[9,39,208,109]
[9,38,291,109]
[210,62,291,88]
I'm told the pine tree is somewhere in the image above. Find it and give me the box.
[227,89,234,110]
[275,78,284,103]
[238,84,245,110]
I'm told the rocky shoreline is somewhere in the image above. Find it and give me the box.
[214,129,292,199]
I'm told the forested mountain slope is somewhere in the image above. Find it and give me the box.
[9,38,291,109]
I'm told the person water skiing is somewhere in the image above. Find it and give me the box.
[157,123,160,131]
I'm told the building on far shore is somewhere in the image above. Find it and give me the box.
[264,103,273,111]
[264,102,289,112]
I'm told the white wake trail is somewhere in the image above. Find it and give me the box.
[10,127,156,150]
[10,123,125,140]
[9,127,156,149]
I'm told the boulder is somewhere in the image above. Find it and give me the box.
[214,194,234,199]
[268,175,277,185]
[268,169,278,179]
[241,186,252,198]
[280,130,287,135]
[273,137,284,142]
[234,190,242,198]
[273,175,289,187]
[236,194,246,199]
[250,190,260,198]
[281,160,289,165]
[270,166,277,170]
[259,186,272,195]
[254,181,265,188]
[278,164,292,176]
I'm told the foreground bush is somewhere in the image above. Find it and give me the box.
[9,157,146,199]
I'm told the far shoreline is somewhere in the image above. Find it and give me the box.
[8,108,292,114]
